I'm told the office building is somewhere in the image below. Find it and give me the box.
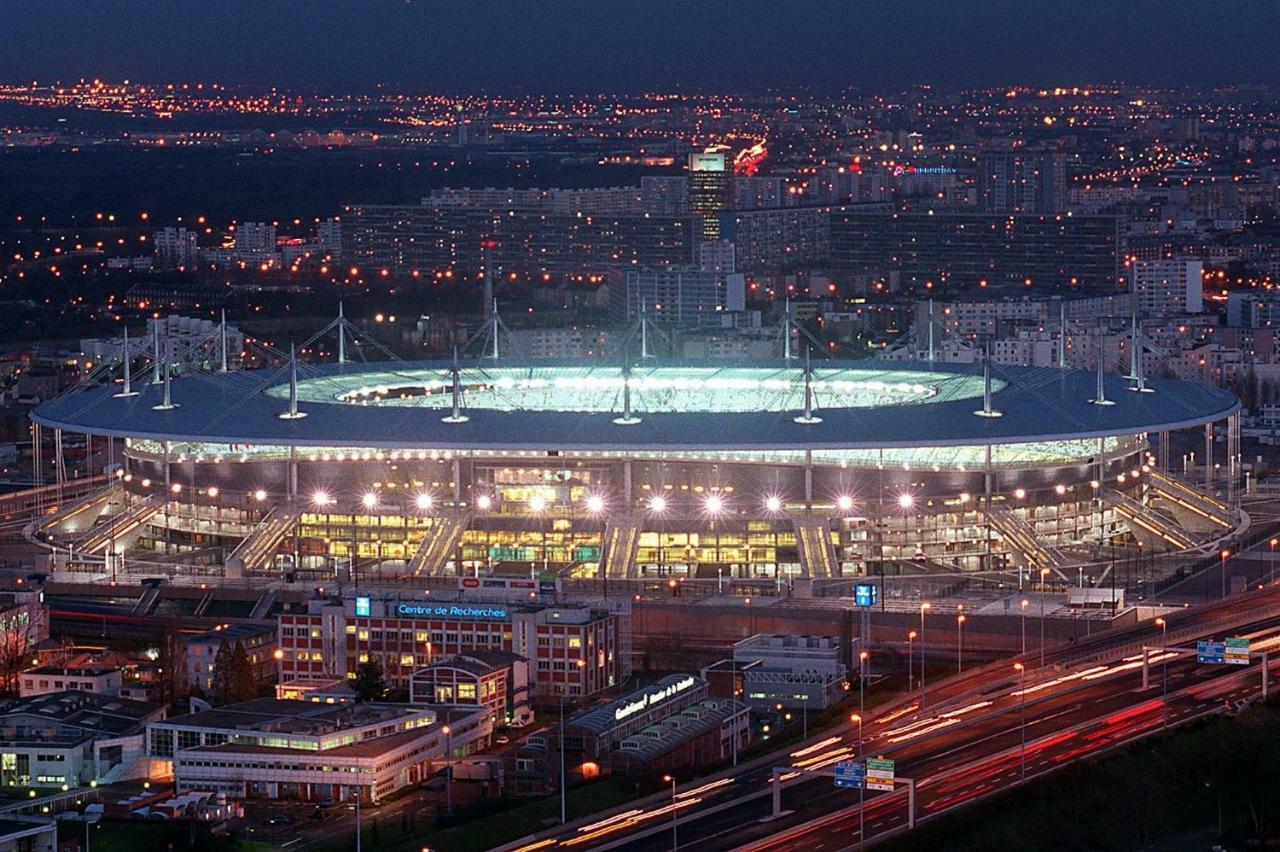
[611,267,746,327]
[148,698,489,803]
[730,634,849,710]
[1131,259,1204,317]
[0,691,166,787]
[277,595,627,700]
[978,149,1068,214]
[409,650,533,727]
[184,623,277,695]
[830,209,1121,291]
[688,152,733,241]
[641,175,689,216]
[152,227,200,269]
[19,666,122,698]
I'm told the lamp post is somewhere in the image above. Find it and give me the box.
[662,774,678,851]
[851,713,865,850]
[858,650,868,725]
[442,723,452,815]
[1156,616,1168,728]
[1271,539,1278,585]
[907,630,917,692]
[1020,598,1029,657]
[1014,662,1026,780]
[586,494,606,597]
[1221,548,1230,599]
[919,602,930,707]
[705,494,724,571]
[650,495,667,577]
[956,613,966,674]
[1039,568,1049,668]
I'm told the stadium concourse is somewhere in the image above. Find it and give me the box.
[26,326,1243,594]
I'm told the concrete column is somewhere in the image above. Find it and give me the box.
[623,460,633,507]
[288,446,297,503]
[804,450,813,514]
[453,458,462,503]
[163,440,172,488]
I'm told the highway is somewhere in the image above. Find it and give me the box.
[503,585,1280,852]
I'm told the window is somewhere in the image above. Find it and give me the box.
[457,683,477,701]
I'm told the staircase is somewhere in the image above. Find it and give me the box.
[408,512,469,576]
[132,586,161,615]
[1146,469,1235,530]
[793,516,838,578]
[1106,490,1196,550]
[73,495,165,555]
[30,486,114,542]
[601,515,642,578]
[224,506,301,576]
[984,507,1070,570]
[249,591,277,620]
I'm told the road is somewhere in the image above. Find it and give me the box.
[503,585,1280,852]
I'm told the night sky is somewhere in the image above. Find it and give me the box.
[5,0,1280,92]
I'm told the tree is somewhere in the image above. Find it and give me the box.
[352,658,386,702]
[0,609,35,697]
[229,640,256,702]
[211,638,232,703]
[155,630,189,707]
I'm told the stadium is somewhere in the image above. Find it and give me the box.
[28,352,1243,588]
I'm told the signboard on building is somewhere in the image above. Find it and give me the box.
[395,603,508,620]
[354,596,371,617]
[866,758,895,791]
[614,675,698,721]
[854,584,878,607]
[834,760,865,789]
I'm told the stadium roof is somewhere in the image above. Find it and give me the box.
[31,359,1239,451]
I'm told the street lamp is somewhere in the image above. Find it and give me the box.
[649,494,668,575]
[907,630,917,691]
[560,658,586,824]
[1014,662,1026,780]
[851,712,866,849]
[956,613,966,674]
[585,493,607,591]
[662,774,678,851]
[441,724,452,815]
[1271,538,1279,585]
[1156,616,1168,728]
[919,603,930,707]
[858,650,869,729]
[1020,598,1029,656]
[415,492,433,512]
[1221,548,1231,598]
[705,493,725,567]
[1039,567,1049,668]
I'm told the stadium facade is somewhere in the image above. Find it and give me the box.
[30,357,1242,584]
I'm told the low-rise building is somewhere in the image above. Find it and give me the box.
[0,691,166,787]
[274,677,356,705]
[730,634,850,710]
[19,666,122,698]
[513,674,748,790]
[148,698,490,803]
[184,623,277,695]
[0,818,56,852]
[409,650,532,726]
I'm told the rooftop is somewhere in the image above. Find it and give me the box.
[31,359,1239,451]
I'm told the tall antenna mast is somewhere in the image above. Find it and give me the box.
[927,298,935,362]
[219,309,229,373]
[783,298,794,360]
[442,348,469,423]
[151,321,162,384]
[794,347,822,424]
[279,343,307,419]
[974,338,1001,417]
[1091,326,1115,406]
[337,302,346,365]
[116,327,137,397]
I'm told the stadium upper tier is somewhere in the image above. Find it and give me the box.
[32,360,1238,452]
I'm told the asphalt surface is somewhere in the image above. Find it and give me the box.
[509,588,1280,852]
